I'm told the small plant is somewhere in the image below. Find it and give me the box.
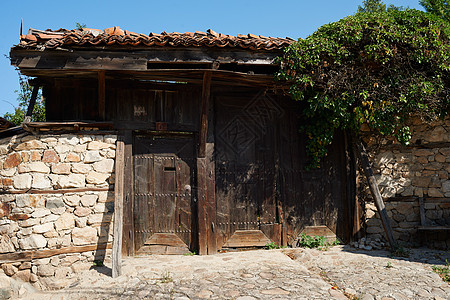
[297,233,340,250]
[183,251,197,256]
[390,244,410,258]
[92,260,104,267]
[385,261,393,268]
[265,242,285,250]
[432,260,450,283]
[160,271,173,283]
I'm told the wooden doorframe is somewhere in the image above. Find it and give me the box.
[197,71,217,255]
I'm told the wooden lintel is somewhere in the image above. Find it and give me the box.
[98,70,106,121]
[0,243,112,264]
[0,187,112,195]
[112,138,124,278]
[198,71,211,158]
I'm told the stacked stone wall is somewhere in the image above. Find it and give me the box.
[0,133,116,289]
[361,117,450,249]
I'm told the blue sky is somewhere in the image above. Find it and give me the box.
[0,0,423,117]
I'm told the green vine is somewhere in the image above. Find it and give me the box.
[276,9,450,168]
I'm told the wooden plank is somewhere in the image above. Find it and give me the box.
[222,230,271,248]
[0,187,112,195]
[145,233,188,247]
[0,243,112,264]
[23,85,39,123]
[122,131,134,256]
[357,139,397,249]
[98,70,106,120]
[197,158,208,255]
[419,197,426,227]
[300,226,337,243]
[198,71,211,158]
[136,245,189,255]
[112,138,124,278]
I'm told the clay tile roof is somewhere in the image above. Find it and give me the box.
[16,27,295,51]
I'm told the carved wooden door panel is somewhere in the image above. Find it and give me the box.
[133,134,195,254]
[215,91,284,249]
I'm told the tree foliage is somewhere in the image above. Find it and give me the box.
[276,9,450,168]
[3,75,45,126]
[357,0,404,13]
[420,0,450,22]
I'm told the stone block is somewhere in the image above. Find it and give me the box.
[32,223,53,234]
[37,265,55,277]
[57,174,85,188]
[87,141,109,150]
[74,207,91,217]
[15,140,45,151]
[4,153,21,169]
[19,162,50,174]
[71,163,91,174]
[428,188,444,197]
[13,174,32,190]
[55,213,75,231]
[18,262,31,270]
[59,136,79,145]
[65,153,80,162]
[0,235,15,253]
[93,159,114,173]
[30,151,41,161]
[73,144,87,153]
[72,227,97,245]
[18,235,47,250]
[45,199,64,209]
[412,176,431,188]
[86,172,109,184]
[13,269,31,282]
[31,174,51,189]
[18,218,38,228]
[2,264,17,276]
[87,213,112,225]
[63,195,80,207]
[84,151,102,163]
[413,149,434,156]
[366,226,383,234]
[54,145,71,154]
[52,163,71,175]
[80,194,97,207]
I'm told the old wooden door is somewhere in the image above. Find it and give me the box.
[133,133,196,254]
[214,91,283,249]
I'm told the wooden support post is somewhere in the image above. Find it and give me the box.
[112,138,125,278]
[356,139,398,249]
[122,131,135,256]
[197,71,216,255]
[198,71,211,158]
[23,85,39,124]
[98,70,106,121]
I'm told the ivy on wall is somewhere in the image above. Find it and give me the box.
[276,9,450,168]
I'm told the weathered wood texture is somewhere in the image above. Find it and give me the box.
[357,140,397,249]
[214,89,354,249]
[0,243,112,264]
[132,134,195,255]
[112,138,124,278]
[98,70,106,120]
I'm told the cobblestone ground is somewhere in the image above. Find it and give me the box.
[22,246,450,300]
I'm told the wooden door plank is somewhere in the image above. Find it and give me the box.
[145,233,188,247]
[223,230,271,248]
[112,138,124,278]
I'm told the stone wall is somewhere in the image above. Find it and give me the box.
[361,117,450,249]
[0,133,116,289]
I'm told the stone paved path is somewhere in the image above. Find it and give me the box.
[21,246,450,300]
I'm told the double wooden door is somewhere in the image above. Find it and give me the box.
[133,133,196,254]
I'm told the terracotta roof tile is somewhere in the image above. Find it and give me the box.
[16,26,294,51]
